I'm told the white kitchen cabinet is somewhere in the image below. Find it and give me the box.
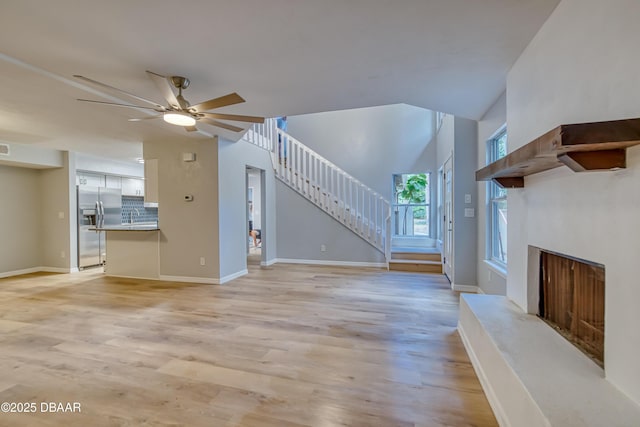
[77,172,105,187]
[121,177,145,197]
[106,175,122,190]
[144,159,158,206]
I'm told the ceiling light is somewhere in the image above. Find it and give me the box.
[163,112,196,127]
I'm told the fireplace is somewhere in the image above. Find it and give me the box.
[537,249,605,366]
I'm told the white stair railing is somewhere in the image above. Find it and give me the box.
[242,120,391,259]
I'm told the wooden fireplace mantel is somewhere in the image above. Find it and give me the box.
[476,118,640,188]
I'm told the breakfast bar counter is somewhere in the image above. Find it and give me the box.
[90,223,160,279]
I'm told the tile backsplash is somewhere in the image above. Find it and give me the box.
[121,196,158,224]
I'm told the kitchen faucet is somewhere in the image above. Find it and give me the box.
[129,208,140,224]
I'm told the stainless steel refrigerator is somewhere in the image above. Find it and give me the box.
[77,186,122,269]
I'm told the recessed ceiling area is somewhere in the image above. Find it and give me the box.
[0,0,560,161]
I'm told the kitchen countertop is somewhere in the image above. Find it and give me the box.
[90,223,159,231]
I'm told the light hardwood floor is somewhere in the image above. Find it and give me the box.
[0,265,497,427]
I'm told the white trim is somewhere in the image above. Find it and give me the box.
[452,283,479,293]
[0,266,79,278]
[0,267,41,278]
[275,258,387,268]
[105,273,162,281]
[261,258,277,267]
[159,275,218,284]
[476,287,486,295]
[458,321,509,427]
[40,266,75,274]
[219,269,248,284]
[484,259,507,279]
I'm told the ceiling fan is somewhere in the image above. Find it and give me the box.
[73,71,264,133]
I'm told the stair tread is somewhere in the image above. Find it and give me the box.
[391,248,440,255]
[388,259,442,265]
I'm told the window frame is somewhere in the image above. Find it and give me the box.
[486,126,508,267]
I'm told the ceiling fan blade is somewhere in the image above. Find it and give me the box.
[74,75,166,110]
[190,93,245,113]
[128,116,162,122]
[199,118,244,132]
[146,70,181,110]
[200,112,264,124]
[77,99,160,111]
[184,126,198,132]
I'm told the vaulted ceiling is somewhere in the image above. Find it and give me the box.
[0,0,559,161]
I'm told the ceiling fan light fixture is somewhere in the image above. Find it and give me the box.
[163,112,196,127]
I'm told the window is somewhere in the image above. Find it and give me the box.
[487,128,507,265]
[392,173,430,237]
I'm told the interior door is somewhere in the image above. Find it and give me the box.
[442,155,453,281]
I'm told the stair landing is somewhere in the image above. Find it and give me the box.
[389,247,443,274]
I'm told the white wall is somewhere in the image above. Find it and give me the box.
[287,104,437,199]
[0,142,63,169]
[218,138,277,278]
[506,0,640,405]
[276,181,386,265]
[476,92,507,295]
[143,137,220,281]
[435,114,478,288]
[76,153,144,178]
[40,151,76,271]
[452,118,478,288]
[0,150,76,276]
[0,165,42,274]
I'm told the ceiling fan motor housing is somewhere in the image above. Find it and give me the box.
[170,76,190,90]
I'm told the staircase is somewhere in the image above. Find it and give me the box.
[243,119,440,268]
[389,248,443,273]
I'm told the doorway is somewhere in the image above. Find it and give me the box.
[391,172,432,249]
[246,166,265,268]
[442,155,453,281]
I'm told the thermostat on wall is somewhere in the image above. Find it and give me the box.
[182,152,196,162]
[184,195,194,202]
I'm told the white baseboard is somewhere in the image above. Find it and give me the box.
[219,269,248,284]
[275,258,387,268]
[41,266,75,274]
[0,267,41,278]
[0,266,77,278]
[260,258,277,267]
[457,321,509,427]
[452,283,479,293]
[159,275,218,285]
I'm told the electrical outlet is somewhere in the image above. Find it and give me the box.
[320,244,327,252]
[60,251,65,259]
[58,211,65,219]
[464,194,472,204]
[200,257,205,266]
